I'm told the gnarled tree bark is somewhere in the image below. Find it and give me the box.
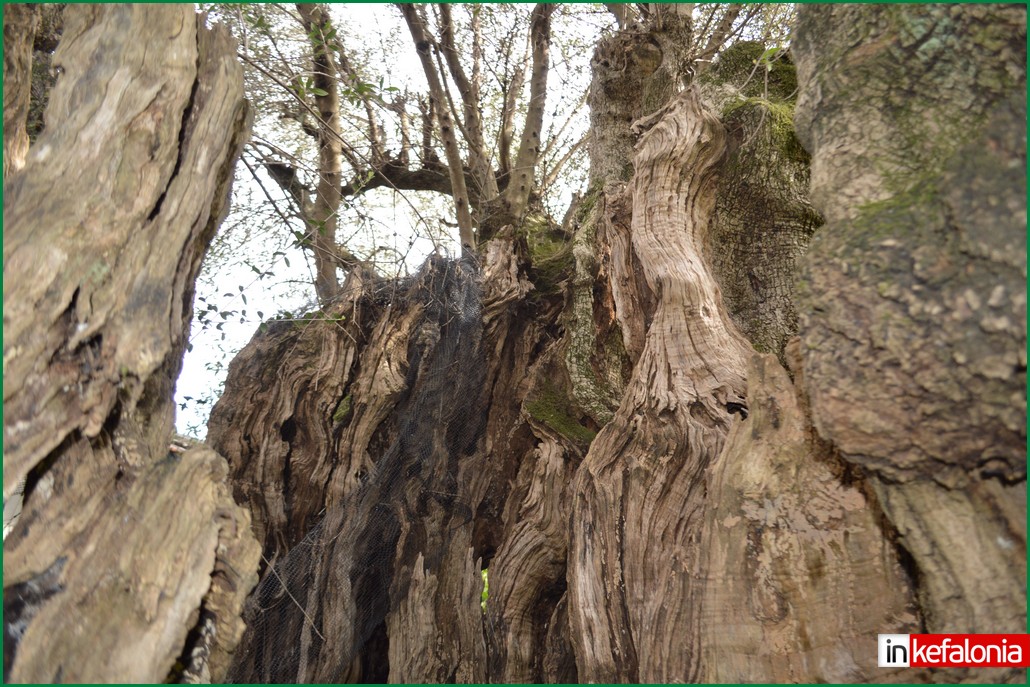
[568,87,751,683]
[3,5,258,682]
[2,3,37,179]
[206,5,1025,684]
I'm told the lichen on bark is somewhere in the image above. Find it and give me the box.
[562,187,628,426]
[792,4,1027,671]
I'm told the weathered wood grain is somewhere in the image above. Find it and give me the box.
[3,5,257,682]
[702,344,921,682]
[568,88,752,682]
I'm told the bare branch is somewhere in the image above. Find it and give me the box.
[695,4,745,68]
[539,86,589,162]
[500,3,554,222]
[387,96,412,167]
[435,3,497,202]
[496,31,529,182]
[418,95,436,166]
[399,3,475,251]
[539,135,586,196]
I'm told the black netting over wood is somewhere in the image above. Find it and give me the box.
[226,256,490,683]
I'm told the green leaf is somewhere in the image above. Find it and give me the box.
[311,87,329,97]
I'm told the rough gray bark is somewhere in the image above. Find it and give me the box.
[3,5,258,682]
[701,342,922,683]
[793,3,1027,679]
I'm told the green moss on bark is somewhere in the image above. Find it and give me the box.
[701,40,798,103]
[332,393,352,423]
[525,379,597,446]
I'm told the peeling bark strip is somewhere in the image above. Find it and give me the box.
[2,5,258,683]
[793,6,1027,671]
[568,88,751,683]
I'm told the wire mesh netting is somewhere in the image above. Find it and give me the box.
[224,255,489,683]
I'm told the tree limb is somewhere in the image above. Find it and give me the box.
[500,3,554,222]
[695,4,745,69]
[297,3,344,303]
[437,4,497,202]
[496,29,529,183]
[399,3,475,251]
[540,134,586,196]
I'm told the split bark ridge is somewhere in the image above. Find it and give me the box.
[3,5,259,683]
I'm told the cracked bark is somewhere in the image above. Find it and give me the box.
[2,5,258,682]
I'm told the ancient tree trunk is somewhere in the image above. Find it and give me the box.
[215,243,570,683]
[209,5,1025,685]
[793,0,1026,646]
[694,7,1027,682]
[701,343,922,683]
[3,5,258,682]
